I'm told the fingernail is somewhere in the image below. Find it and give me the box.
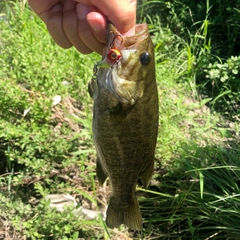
[91,23,102,32]
[87,18,102,32]
[87,12,105,33]
[76,4,89,20]
[50,3,63,13]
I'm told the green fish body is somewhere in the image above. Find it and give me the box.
[89,23,159,230]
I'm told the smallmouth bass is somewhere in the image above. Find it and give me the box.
[88,23,159,230]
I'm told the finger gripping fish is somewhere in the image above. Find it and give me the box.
[88,23,159,230]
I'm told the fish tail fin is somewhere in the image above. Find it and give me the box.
[106,196,142,230]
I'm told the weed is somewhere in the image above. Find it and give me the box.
[0,1,240,239]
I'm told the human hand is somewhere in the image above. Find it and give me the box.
[28,0,136,55]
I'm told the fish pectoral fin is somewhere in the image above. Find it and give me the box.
[96,157,108,185]
[106,196,142,230]
[115,80,144,105]
[88,78,99,100]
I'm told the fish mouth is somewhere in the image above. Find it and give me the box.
[93,23,151,105]
[97,23,149,68]
[106,23,149,49]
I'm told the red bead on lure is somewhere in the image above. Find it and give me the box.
[106,49,121,64]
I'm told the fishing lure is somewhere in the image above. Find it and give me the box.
[107,48,121,64]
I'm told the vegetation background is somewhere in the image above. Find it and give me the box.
[0,0,240,239]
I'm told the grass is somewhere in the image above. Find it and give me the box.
[0,0,240,239]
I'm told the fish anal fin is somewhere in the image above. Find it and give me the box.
[96,157,108,185]
[106,196,142,230]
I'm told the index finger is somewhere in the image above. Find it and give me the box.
[28,0,63,23]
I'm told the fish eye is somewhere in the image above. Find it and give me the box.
[140,52,151,65]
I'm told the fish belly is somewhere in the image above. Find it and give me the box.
[93,86,158,230]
